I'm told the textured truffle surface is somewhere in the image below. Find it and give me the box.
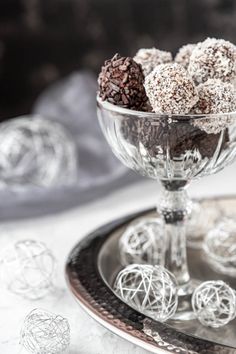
[191,79,236,134]
[98,53,148,110]
[175,44,196,69]
[134,48,172,76]
[144,63,199,114]
[192,79,236,114]
[188,38,236,84]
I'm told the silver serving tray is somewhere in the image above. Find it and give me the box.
[66,196,236,354]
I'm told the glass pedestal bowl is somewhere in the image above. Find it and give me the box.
[97,96,236,319]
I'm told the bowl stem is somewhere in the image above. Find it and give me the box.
[158,181,193,296]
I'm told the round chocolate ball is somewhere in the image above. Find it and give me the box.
[157,123,229,159]
[98,53,148,111]
[193,79,236,114]
[192,79,235,134]
[134,48,172,76]
[188,38,236,84]
[144,63,199,114]
[175,44,196,69]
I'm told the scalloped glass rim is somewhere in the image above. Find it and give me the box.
[97,95,236,121]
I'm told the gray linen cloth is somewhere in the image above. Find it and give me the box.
[0,71,140,220]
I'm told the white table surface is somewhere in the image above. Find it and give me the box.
[1,163,236,354]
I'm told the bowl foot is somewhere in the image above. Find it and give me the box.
[173,279,199,320]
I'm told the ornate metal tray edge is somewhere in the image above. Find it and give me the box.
[65,199,236,354]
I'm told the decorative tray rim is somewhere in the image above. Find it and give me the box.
[66,195,236,354]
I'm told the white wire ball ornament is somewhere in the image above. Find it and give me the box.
[0,240,56,300]
[114,264,178,322]
[186,201,221,249]
[0,116,77,188]
[192,281,236,328]
[21,308,70,354]
[119,218,165,266]
[203,218,236,276]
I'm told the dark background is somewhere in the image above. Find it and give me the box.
[0,0,235,120]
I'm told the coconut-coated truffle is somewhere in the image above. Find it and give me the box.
[188,38,236,84]
[144,63,199,114]
[134,48,172,76]
[192,79,236,114]
[192,79,236,134]
[98,53,148,110]
[175,44,196,69]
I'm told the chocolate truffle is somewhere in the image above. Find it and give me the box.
[193,79,236,114]
[188,38,236,84]
[144,63,199,114]
[121,117,228,160]
[175,44,196,69]
[134,48,172,76]
[98,53,148,111]
[192,79,236,134]
[155,123,228,159]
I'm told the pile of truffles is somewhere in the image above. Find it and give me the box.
[98,38,236,158]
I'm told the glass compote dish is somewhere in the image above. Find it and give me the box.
[97,96,236,318]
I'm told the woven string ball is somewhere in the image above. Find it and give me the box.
[21,308,70,354]
[114,264,178,322]
[0,240,56,300]
[119,218,165,266]
[0,116,77,188]
[186,201,220,248]
[192,280,236,328]
[203,218,236,276]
